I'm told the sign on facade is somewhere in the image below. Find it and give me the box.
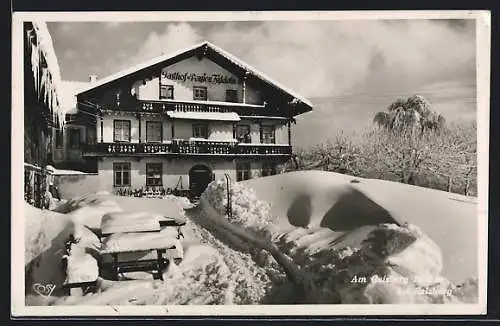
[161,71,238,85]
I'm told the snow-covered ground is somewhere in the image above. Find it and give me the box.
[24,171,479,306]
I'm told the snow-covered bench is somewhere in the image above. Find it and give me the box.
[62,252,99,296]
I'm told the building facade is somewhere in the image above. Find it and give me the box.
[71,42,313,198]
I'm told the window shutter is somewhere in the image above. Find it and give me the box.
[123,123,130,141]
[114,125,119,141]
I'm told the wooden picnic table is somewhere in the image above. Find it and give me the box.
[99,230,184,281]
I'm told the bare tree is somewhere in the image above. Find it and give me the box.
[359,128,434,185]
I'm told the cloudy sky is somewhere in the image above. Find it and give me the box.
[47,19,477,148]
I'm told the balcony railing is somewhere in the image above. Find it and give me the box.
[235,144,292,155]
[102,99,287,119]
[83,141,292,157]
[87,142,174,155]
[140,100,245,114]
[176,140,235,155]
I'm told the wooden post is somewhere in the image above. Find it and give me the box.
[447,175,452,192]
[137,114,142,143]
[242,73,248,104]
[259,123,263,144]
[287,120,291,146]
[100,118,103,143]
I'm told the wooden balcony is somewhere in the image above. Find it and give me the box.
[141,100,233,114]
[83,140,292,158]
[235,144,293,155]
[138,99,271,114]
[101,99,290,120]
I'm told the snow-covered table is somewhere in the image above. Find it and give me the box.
[100,230,184,281]
[100,211,163,236]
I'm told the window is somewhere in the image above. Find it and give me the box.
[55,129,63,148]
[113,120,131,142]
[146,163,162,186]
[193,124,209,139]
[226,89,238,102]
[262,163,277,177]
[236,162,251,182]
[193,86,207,101]
[68,128,80,149]
[261,125,275,144]
[87,128,97,145]
[113,162,131,187]
[235,124,251,143]
[160,84,174,100]
[146,121,162,142]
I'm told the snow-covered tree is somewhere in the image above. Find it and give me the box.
[373,95,446,136]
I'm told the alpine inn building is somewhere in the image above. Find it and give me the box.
[71,41,313,199]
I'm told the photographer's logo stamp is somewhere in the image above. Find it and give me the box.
[32,283,56,297]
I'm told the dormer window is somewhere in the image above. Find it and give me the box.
[193,86,207,101]
[226,89,238,103]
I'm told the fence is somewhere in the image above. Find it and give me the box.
[24,163,51,209]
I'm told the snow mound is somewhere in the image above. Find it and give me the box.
[163,195,192,208]
[64,251,99,285]
[67,205,123,231]
[201,178,276,238]
[53,194,121,214]
[295,223,478,304]
[25,204,102,302]
[242,170,477,282]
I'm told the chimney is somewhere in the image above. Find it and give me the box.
[89,75,98,82]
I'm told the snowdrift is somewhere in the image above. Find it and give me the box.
[240,171,477,282]
[199,171,478,303]
[24,204,101,304]
[27,193,273,305]
[24,172,479,306]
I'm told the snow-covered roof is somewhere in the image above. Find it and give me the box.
[76,41,313,114]
[166,111,241,122]
[207,42,314,108]
[77,42,207,94]
[60,80,91,114]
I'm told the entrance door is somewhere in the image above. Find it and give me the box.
[189,165,213,199]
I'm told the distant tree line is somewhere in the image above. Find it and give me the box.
[286,95,477,196]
